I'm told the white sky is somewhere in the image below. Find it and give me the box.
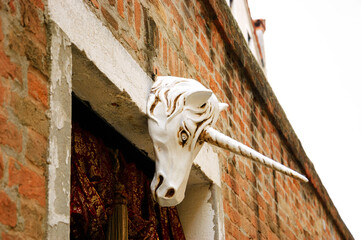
[248,0,361,238]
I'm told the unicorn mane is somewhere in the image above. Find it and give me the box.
[146,76,221,148]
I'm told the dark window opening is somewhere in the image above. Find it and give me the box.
[70,94,185,240]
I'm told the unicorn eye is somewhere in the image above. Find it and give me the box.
[180,131,188,143]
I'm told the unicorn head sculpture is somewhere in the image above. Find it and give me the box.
[147,76,308,207]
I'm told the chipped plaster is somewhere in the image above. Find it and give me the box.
[177,183,225,240]
[47,24,72,239]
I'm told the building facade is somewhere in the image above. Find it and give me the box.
[0,0,353,239]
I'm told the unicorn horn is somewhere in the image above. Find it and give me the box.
[200,127,308,182]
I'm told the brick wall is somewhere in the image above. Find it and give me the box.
[83,0,352,239]
[0,0,48,239]
[0,0,352,239]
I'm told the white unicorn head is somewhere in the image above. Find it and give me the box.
[147,76,307,207]
[147,76,227,206]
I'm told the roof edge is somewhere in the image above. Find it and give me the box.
[203,0,353,239]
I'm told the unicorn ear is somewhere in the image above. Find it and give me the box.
[185,90,212,108]
[219,103,228,112]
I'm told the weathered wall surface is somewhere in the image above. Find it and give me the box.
[0,0,49,239]
[81,0,352,239]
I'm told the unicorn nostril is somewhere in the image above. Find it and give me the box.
[165,188,175,198]
[155,175,164,192]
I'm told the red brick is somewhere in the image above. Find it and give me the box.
[127,0,134,27]
[174,52,179,76]
[27,45,47,75]
[245,166,255,183]
[225,234,234,240]
[224,217,233,237]
[163,37,168,66]
[21,199,45,239]
[0,78,10,107]
[263,189,272,205]
[101,6,119,30]
[134,0,141,38]
[26,128,47,167]
[195,13,206,34]
[259,207,266,222]
[117,0,125,17]
[0,149,3,180]
[256,193,267,210]
[178,28,183,48]
[250,213,258,228]
[211,23,218,48]
[219,50,225,65]
[8,0,16,14]
[20,0,46,46]
[90,0,99,9]
[123,34,138,51]
[150,0,167,23]
[224,174,240,195]
[8,159,46,206]
[0,191,17,227]
[209,76,218,94]
[184,44,198,71]
[2,232,18,240]
[228,205,241,225]
[29,0,44,10]
[199,64,208,82]
[10,92,49,137]
[260,139,269,156]
[200,33,209,51]
[28,67,48,108]
[234,111,244,131]
[165,0,184,30]
[185,26,194,45]
[239,231,249,240]
[0,113,23,152]
[108,0,115,6]
[169,47,176,75]
[1,232,25,240]
[179,59,185,77]
[242,218,257,239]
[0,18,3,41]
[223,196,229,214]
[229,222,241,239]
[0,50,22,81]
[215,70,223,86]
[196,41,213,72]
[222,186,231,203]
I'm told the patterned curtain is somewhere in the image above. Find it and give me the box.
[70,122,185,240]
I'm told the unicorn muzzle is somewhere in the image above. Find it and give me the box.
[151,173,185,207]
